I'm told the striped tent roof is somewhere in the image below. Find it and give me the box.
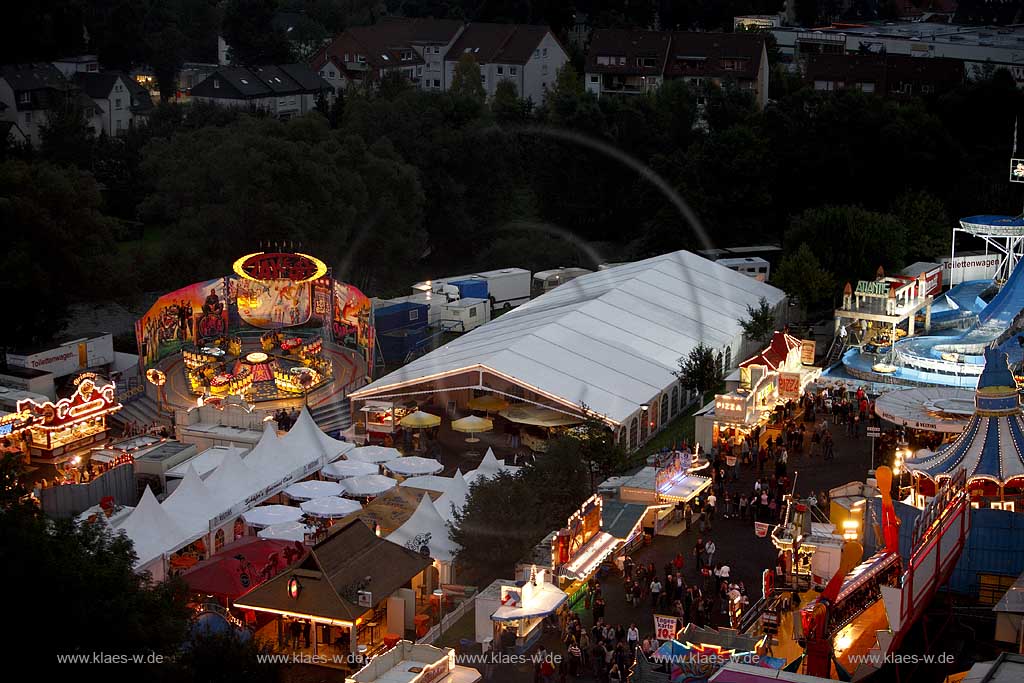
[907,348,1024,485]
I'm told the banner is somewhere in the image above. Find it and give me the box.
[234,278,312,329]
[754,522,769,538]
[654,614,679,641]
[778,372,801,400]
[136,278,229,367]
[800,340,816,366]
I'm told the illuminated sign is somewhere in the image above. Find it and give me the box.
[1012,159,1024,183]
[800,340,816,366]
[287,576,301,599]
[0,410,37,437]
[554,495,602,568]
[17,379,121,430]
[778,372,801,400]
[855,280,890,296]
[233,252,328,283]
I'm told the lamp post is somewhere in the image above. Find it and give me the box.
[433,588,445,640]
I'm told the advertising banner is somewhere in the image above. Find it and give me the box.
[778,372,801,400]
[235,278,312,329]
[136,278,229,367]
[800,340,816,366]
[654,614,679,641]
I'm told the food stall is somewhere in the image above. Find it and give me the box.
[16,377,122,463]
[549,495,619,607]
[478,568,568,653]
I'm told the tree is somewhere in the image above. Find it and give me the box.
[169,631,281,683]
[222,0,292,65]
[0,160,116,348]
[38,100,96,168]
[784,205,906,285]
[891,190,951,263]
[2,492,192,658]
[575,404,629,492]
[739,296,776,346]
[773,243,836,313]
[450,54,486,102]
[491,79,530,123]
[674,343,722,397]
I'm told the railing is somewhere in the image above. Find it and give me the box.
[416,595,477,645]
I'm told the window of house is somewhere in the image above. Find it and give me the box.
[18,92,30,104]
[115,97,122,110]
[88,63,98,72]
[480,73,485,83]
[510,66,518,76]
[497,66,503,75]
[541,64,548,75]
[213,79,220,89]
[357,54,366,63]
[344,53,350,62]
[329,69,336,78]
[921,84,933,94]
[859,82,875,93]
[116,119,124,131]
[114,84,122,92]
[597,56,610,66]
[590,75,598,83]
[542,48,548,57]
[535,49,540,57]
[434,79,440,87]
[416,66,423,76]
[618,56,626,65]
[813,80,832,91]
[640,57,656,67]
[24,112,32,124]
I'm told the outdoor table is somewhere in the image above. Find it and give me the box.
[383,634,401,648]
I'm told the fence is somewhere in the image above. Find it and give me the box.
[39,462,137,519]
[416,595,477,645]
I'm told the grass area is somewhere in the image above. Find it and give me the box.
[629,383,725,465]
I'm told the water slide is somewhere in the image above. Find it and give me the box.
[841,262,1024,386]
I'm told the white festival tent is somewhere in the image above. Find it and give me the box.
[242,504,305,529]
[401,470,469,523]
[161,464,223,536]
[116,487,201,575]
[259,521,316,542]
[279,408,353,466]
[300,496,363,519]
[385,456,445,477]
[341,474,399,497]
[464,448,520,486]
[204,446,266,510]
[399,469,464,496]
[388,494,460,582]
[322,459,379,479]
[352,250,786,434]
[283,480,344,501]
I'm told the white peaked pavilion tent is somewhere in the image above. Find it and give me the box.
[205,445,266,508]
[280,407,355,465]
[464,448,520,486]
[402,470,470,523]
[388,494,460,583]
[349,250,786,449]
[162,464,222,536]
[116,487,199,579]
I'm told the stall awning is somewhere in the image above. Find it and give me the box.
[659,474,712,503]
[558,531,619,581]
[491,584,569,622]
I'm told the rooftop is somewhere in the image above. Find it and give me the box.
[446,23,551,65]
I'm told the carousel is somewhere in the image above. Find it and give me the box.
[906,348,1024,511]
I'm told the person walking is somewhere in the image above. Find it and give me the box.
[650,577,663,607]
[627,623,640,652]
[706,492,717,522]
[705,539,717,567]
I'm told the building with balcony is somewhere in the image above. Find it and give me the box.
[806,53,964,96]
[584,29,770,109]
[189,64,332,119]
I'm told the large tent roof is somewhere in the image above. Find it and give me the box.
[352,250,784,423]
[162,465,222,536]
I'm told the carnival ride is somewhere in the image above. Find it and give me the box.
[796,465,971,680]
[839,217,1024,387]
[135,250,373,411]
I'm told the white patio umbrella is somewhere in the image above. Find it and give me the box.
[341,474,399,497]
[322,459,379,480]
[451,415,494,443]
[283,480,344,502]
[242,504,304,529]
[386,456,444,477]
[258,521,315,542]
[347,445,402,464]
[300,496,363,519]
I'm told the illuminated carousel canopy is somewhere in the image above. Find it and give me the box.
[907,348,1024,486]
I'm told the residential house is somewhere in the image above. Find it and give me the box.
[584,29,670,97]
[664,32,769,109]
[585,29,770,109]
[806,53,964,96]
[310,17,464,92]
[0,63,103,145]
[126,78,155,122]
[189,64,331,118]
[73,72,134,136]
[52,55,100,78]
[444,23,569,104]
[0,120,27,146]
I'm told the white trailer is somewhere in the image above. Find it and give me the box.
[438,297,491,332]
[413,267,532,312]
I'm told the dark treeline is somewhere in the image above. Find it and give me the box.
[3,60,1024,348]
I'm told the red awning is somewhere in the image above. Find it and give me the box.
[181,537,306,600]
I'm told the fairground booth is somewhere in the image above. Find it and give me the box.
[135,250,373,414]
[695,331,820,454]
[606,448,713,536]
[346,640,480,683]
[235,518,434,665]
[475,567,568,653]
